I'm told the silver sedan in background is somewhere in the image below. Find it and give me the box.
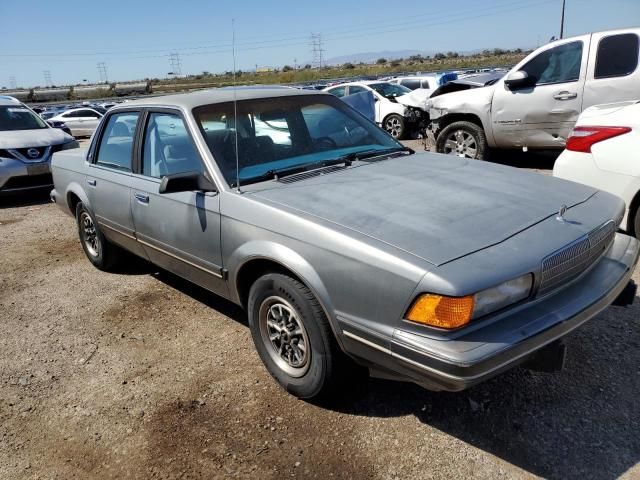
[48,107,103,137]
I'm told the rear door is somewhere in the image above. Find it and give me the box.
[583,30,640,109]
[86,110,145,256]
[491,36,590,148]
[130,109,226,296]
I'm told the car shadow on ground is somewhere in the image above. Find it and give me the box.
[0,189,52,209]
[490,149,560,171]
[153,269,639,479]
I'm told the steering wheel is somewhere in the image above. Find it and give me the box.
[313,136,337,150]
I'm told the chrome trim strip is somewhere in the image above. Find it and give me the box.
[137,237,223,278]
[97,221,136,240]
[343,330,392,355]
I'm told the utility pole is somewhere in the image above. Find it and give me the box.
[169,53,182,77]
[43,70,52,87]
[9,76,17,89]
[310,33,325,69]
[560,0,566,39]
[97,62,108,83]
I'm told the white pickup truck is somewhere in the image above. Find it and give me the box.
[427,28,640,159]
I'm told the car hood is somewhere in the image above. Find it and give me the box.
[396,89,431,110]
[0,127,71,148]
[248,153,597,266]
[427,84,495,112]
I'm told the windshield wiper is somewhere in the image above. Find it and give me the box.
[340,146,414,163]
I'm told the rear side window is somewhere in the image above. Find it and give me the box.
[95,112,139,171]
[400,79,420,89]
[595,34,639,79]
[142,112,203,178]
[327,86,346,98]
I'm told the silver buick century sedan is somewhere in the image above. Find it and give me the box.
[51,88,639,399]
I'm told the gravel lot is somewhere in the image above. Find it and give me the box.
[1,145,639,479]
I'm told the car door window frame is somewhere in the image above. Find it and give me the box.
[133,107,219,191]
[88,107,142,172]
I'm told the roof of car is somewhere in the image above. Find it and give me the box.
[118,86,326,110]
[0,96,22,106]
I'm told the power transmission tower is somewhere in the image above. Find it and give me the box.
[97,62,108,83]
[559,0,566,39]
[43,70,52,87]
[169,53,182,76]
[309,33,325,69]
[9,76,17,89]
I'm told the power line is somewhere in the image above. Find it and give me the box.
[0,0,553,60]
[169,52,182,76]
[43,70,52,87]
[97,62,108,83]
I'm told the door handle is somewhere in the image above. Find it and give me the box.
[553,91,578,100]
[134,192,150,204]
[87,178,96,186]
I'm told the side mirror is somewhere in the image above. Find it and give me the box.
[504,70,533,89]
[159,171,217,194]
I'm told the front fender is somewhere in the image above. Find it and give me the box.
[226,240,341,344]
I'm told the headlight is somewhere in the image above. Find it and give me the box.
[429,107,448,120]
[53,140,79,152]
[405,274,533,329]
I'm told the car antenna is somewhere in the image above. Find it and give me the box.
[232,18,241,193]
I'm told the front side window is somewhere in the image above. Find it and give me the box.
[142,112,203,178]
[95,112,139,171]
[368,82,411,99]
[521,41,583,85]
[0,105,47,131]
[595,33,639,79]
[194,95,401,187]
[348,85,368,95]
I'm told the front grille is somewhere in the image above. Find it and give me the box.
[539,221,617,295]
[2,174,53,191]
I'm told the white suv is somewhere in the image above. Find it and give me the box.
[324,81,428,139]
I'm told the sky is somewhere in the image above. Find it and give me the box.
[1,0,639,88]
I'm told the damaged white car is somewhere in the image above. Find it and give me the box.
[324,81,428,139]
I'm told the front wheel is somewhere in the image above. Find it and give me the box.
[436,121,488,160]
[247,273,344,399]
[383,114,406,140]
[634,206,640,240]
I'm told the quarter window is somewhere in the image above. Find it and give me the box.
[142,113,203,178]
[521,41,583,85]
[95,112,139,171]
[595,34,639,79]
[348,85,368,95]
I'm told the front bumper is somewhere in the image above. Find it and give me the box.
[341,233,639,391]
[0,157,52,194]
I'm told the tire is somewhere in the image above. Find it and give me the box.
[383,114,406,140]
[247,273,344,399]
[436,121,488,160]
[634,206,640,241]
[75,202,121,271]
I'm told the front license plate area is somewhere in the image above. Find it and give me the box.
[27,164,50,176]
[522,340,567,373]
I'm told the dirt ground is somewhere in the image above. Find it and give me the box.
[1,149,640,479]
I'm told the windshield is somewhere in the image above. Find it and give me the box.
[0,105,48,131]
[368,82,411,99]
[194,95,402,186]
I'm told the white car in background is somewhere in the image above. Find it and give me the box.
[49,107,103,137]
[323,81,428,139]
[389,72,458,96]
[554,100,640,238]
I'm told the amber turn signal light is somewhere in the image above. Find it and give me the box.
[405,294,475,329]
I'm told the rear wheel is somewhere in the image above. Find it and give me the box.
[247,273,345,399]
[436,121,488,160]
[75,202,122,271]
